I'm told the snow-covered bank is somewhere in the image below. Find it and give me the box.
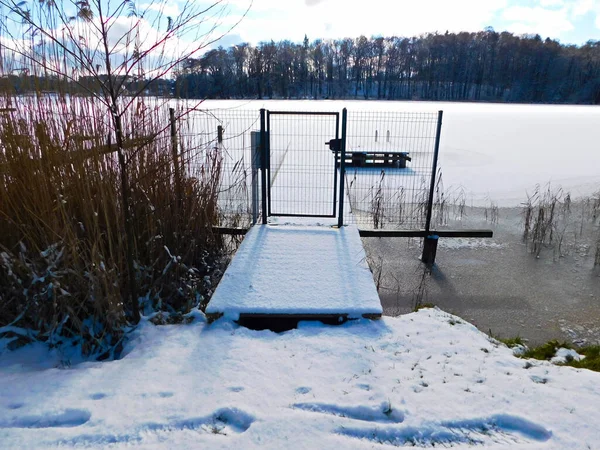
[1,309,599,449]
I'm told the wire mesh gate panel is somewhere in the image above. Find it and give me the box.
[267,111,339,218]
[181,109,261,228]
[178,108,440,231]
[343,111,440,230]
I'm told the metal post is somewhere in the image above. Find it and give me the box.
[169,107,179,167]
[332,113,339,217]
[422,110,443,265]
[422,235,439,265]
[250,132,260,225]
[424,110,443,234]
[260,109,268,224]
[338,108,347,228]
[266,111,272,216]
[169,107,182,213]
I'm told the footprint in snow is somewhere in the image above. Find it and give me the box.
[90,393,107,400]
[56,407,256,446]
[336,413,552,446]
[295,387,311,394]
[228,386,245,392]
[141,392,174,399]
[292,402,404,423]
[6,403,24,410]
[530,375,548,384]
[166,407,255,434]
[0,409,91,429]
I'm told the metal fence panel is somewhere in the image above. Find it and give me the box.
[180,109,261,228]
[179,108,439,232]
[343,111,440,230]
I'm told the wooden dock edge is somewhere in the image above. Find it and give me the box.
[210,227,493,239]
[205,312,382,325]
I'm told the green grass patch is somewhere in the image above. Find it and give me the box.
[569,346,600,372]
[487,329,524,348]
[498,336,525,348]
[520,340,600,373]
[414,303,436,312]
[522,340,572,360]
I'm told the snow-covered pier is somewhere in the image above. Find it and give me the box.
[205,223,382,322]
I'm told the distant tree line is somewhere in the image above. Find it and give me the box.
[3,29,600,104]
[0,74,173,97]
[174,30,600,104]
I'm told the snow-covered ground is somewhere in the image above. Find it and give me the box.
[1,308,599,449]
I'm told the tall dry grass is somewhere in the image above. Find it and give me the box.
[521,184,566,257]
[520,184,600,265]
[0,94,224,356]
[594,191,600,267]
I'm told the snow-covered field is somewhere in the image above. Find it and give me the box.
[1,308,599,449]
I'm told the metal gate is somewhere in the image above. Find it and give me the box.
[266,111,341,218]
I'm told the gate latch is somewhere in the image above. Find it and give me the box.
[326,138,341,152]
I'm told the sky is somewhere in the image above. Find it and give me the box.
[215,0,600,47]
[4,0,599,77]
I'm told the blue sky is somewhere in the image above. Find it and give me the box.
[217,0,600,46]
[6,0,597,75]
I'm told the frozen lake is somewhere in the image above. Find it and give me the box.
[176,99,600,346]
[194,99,600,208]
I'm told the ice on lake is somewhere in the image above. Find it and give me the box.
[187,99,600,209]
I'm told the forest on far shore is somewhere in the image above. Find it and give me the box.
[4,30,600,104]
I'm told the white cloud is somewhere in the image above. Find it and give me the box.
[569,0,600,28]
[502,5,574,37]
[571,0,595,16]
[140,2,181,18]
[538,0,565,7]
[217,0,600,44]
[223,0,507,43]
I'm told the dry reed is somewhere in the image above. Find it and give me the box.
[0,94,224,356]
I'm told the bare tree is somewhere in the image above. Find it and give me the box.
[1,0,250,321]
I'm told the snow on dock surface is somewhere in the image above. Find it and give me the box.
[2,308,600,449]
[205,224,382,320]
